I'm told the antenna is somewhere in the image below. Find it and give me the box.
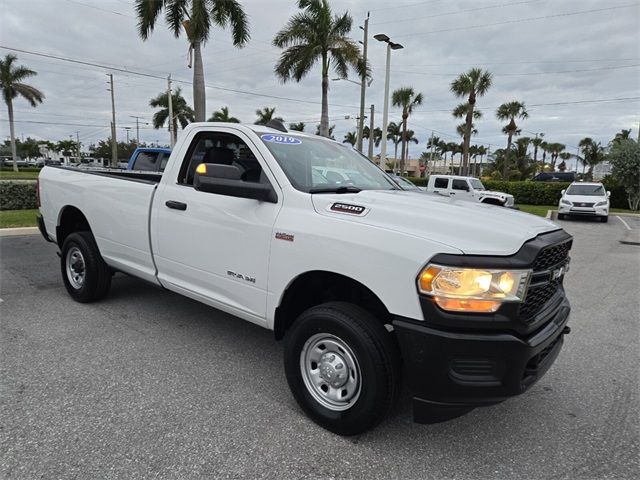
[266,119,288,133]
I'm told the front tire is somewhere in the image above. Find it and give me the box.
[60,232,111,303]
[284,302,401,435]
[558,213,566,220]
[600,215,608,223]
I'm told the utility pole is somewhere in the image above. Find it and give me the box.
[167,75,175,148]
[356,12,369,153]
[368,104,375,162]
[107,74,117,167]
[429,131,435,176]
[76,131,80,160]
[130,116,143,144]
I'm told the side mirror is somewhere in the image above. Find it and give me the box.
[561,189,566,195]
[194,163,277,203]
[607,191,611,197]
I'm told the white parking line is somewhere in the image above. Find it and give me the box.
[617,216,632,231]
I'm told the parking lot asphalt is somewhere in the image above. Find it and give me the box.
[1,218,638,479]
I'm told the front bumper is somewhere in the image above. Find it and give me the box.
[558,204,608,217]
[393,295,570,421]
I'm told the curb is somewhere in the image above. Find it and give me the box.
[546,210,556,220]
[0,227,39,237]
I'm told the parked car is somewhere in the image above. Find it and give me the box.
[426,174,515,207]
[558,182,610,222]
[127,147,172,172]
[533,172,576,182]
[37,123,573,435]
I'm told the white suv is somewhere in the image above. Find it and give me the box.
[426,175,515,207]
[558,182,610,222]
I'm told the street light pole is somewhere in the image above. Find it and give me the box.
[374,34,403,168]
[357,13,369,153]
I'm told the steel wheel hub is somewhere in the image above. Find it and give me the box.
[300,333,361,411]
[65,247,85,289]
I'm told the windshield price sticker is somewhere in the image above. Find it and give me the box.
[261,134,302,145]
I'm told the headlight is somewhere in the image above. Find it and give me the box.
[560,199,572,206]
[594,201,608,207]
[418,265,530,313]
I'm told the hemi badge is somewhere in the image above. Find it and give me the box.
[330,203,365,215]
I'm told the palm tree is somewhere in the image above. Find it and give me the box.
[315,123,335,139]
[363,126,382,147]
[531,133,545,176]
[456,122,478,139]
[343,131,357,146]
[387,122,402,163]
[450,68,492,176]
[496,100,528,178]
[135,0,249,122]
[273,0,366,138]
[558,152,572,171]
[56,140,76,160]
[548,142,565,170]
[579,137,604,180]
[289,122,306,131]
[255,107,283,125]
[0,54,44,172]
[208,106,240,123]
[391,87,424,175]
[149,86,195,134]
[612,128,632,146]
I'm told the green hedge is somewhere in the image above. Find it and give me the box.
[0,181,37,210]
[406,177,629,208]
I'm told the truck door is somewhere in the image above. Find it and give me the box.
[432,176,450,196]
[450,178,472,200]
[151,130,281,325]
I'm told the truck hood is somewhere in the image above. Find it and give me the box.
[312,190,559,255]
[481,190,513,199]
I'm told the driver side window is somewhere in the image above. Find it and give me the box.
[179,132,267,186]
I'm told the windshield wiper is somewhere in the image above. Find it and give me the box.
[309,186,362,194]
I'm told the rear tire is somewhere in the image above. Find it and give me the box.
[60,231,111,303]
[284,302,401,435]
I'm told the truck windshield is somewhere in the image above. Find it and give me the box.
[566,184,605,196]
[259,133,398,193]
[469,178,485,190]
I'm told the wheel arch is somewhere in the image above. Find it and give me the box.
[274,270,391,340]
[56,205,92,246]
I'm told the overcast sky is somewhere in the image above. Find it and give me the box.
[1,0,638,168]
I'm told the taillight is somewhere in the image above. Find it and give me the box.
[36,178,41,208]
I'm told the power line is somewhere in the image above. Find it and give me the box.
[0,45,360,110]
[382,63,640,77]
[395,4,637,38]
[371,0,538,26]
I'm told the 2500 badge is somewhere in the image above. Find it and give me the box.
[330,203,366,215]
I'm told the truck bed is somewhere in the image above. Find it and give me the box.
[38,165,161,285]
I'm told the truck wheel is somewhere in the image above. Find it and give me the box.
[60,232,111,303]
[284,302,401,435]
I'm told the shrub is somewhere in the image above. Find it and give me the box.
[0,181,37,210]
[407,176,428,186]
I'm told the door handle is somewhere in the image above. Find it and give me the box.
[165,200,187,211]
[449,192,456,195]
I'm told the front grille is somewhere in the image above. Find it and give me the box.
[520,280,561,319]
[521,238,572,322]
[531,239,572,271]
[572,202,594,208]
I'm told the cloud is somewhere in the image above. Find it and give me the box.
[0,0,637,169]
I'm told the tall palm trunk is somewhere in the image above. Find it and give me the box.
[463,93,475,176]
[503,132,513,179]
[400,112,408,175]
[319,55,329,137]
[393,142,399,173]
[7,98,19,172]
[532,144,538,178]
[192,41,206,122]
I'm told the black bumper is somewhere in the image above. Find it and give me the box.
[393,296,570,421]
[36,214,54,243]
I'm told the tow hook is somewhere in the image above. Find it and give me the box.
[562,326,571,335]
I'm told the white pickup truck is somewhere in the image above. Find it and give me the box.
[426,174,516,207]
[37,123,572,435]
